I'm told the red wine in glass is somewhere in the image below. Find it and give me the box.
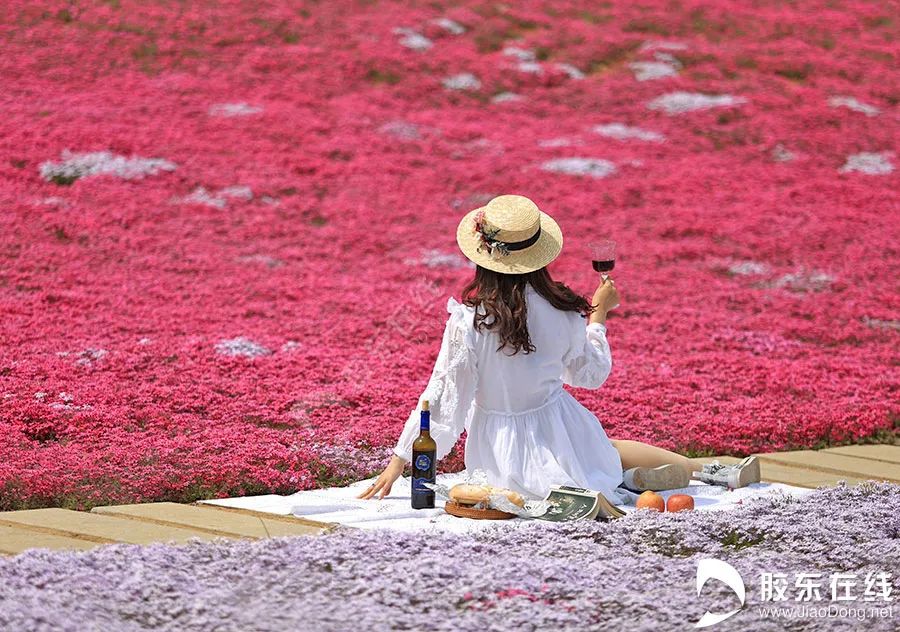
[588,240,617,280]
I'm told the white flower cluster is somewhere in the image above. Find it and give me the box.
[432,18,466,35]
[442,73,481,91]
[173,185,253,209]
[39,150,176,182]
[208,102,263,117]
[491,92,523,103]
[839,151,894,175]
[393,28,432,51]
[630,61,679,81]
[540,157,616,179]
[215,337,272,358]
[647,92,747,114]
[828,96,880,117]
[594,123,666,142]
[501,47,584,79]
[728,261,769,276]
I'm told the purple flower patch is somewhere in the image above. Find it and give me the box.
[0,483,897,631]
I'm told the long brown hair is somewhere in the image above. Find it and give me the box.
[461,265,594,355]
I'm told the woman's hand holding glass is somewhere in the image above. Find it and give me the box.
[590,278,620,325]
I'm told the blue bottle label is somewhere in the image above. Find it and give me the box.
[412,477,432,492]
[415,454,431,470]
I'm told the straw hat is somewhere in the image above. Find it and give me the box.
[456,195,563,274]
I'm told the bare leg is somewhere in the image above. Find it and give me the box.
[612,439,704,480]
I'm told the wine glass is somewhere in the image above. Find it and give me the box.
[589,240,616,281]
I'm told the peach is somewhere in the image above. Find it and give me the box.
[666,494,695,513]
[636,490,665,512]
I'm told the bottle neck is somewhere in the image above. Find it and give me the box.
[419,409,430,432]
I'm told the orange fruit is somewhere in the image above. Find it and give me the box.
[666,494,695,513]
[635,490,665,512]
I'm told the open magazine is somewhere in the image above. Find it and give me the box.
[534,484,625,521]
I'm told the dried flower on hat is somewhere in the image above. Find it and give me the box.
[472,209,511,258]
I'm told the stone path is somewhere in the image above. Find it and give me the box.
[1,445,897,555]
[0,504,335,555]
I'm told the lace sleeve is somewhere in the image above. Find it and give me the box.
[393,297,478,462]
[561,314,612,390]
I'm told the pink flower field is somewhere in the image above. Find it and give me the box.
[1,0,897,510]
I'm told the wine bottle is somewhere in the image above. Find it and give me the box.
[411,400,437,509]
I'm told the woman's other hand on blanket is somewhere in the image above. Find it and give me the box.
[590,278,620,323]
[357,455,407,499]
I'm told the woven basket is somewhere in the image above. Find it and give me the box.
[444,500,517,520]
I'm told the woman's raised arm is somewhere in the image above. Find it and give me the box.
[561,279,619,389]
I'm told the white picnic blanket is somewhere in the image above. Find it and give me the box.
[199,470,814,535]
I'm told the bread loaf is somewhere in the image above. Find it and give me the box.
[448,483,525,508]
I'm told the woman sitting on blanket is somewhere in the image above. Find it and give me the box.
[359,195,760,503]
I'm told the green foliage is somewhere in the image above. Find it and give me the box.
[775,63,813,82]
[720,528,767,549]
[49,173,78,186]
[586,41,642,74]
[623,19,671,36]
[365,68,401,85]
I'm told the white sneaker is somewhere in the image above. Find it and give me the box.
[693,456,761,489]
[622,464,690,492]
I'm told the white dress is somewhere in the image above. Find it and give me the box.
[393,284,625,503]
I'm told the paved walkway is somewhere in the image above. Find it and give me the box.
[1,445,897,555]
